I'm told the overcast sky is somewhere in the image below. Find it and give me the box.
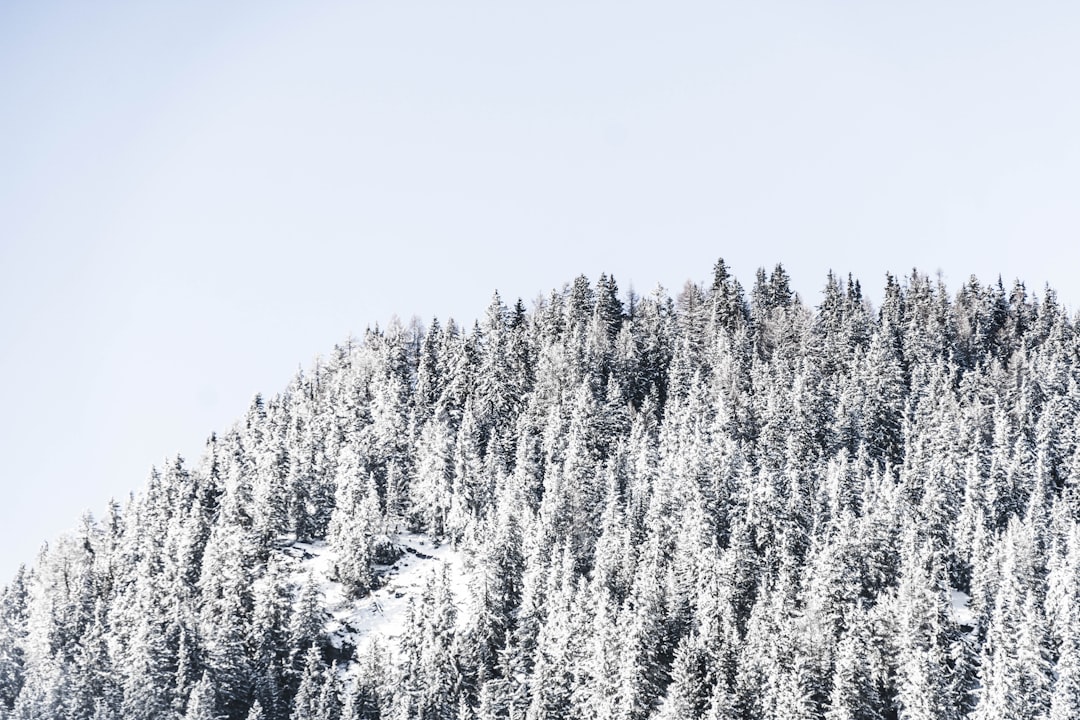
[2,0,1080,579]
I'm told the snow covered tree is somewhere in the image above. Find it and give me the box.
[328,447,382,597]
[246,700,266,720]
[291,646,326,720]
[183,672,219,720]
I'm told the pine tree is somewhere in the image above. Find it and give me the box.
[657,633,707,720]
[291,646,325,720]
[314,662,343,720]
[247,700,266,720]
[328,447,380,597]
[183,672,218,720]
[0,568,28,713]
[894,534,959,720]
[250,557,293,719]
[343,639,388,720]
[826,629,883,720]
[614,543,668,720]
[411,418,455,536]
[290,573,326,664]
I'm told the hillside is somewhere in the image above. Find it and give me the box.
[2,260,1080,720]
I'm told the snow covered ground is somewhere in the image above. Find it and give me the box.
[949,587,976,628]
[280,532,472,662]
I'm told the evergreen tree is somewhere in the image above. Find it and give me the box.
[826,628,883,720]
[247,701,266,720]
[291,646,325,720]
[183,672,219,720]
[328,448,381,597]
[290,574,326,664]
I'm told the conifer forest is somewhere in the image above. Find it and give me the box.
[5,260,1080,720]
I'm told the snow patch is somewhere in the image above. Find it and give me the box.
[949,588,975,628]
[281,532,472,662]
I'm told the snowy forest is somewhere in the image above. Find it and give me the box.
[4,260,1080,720]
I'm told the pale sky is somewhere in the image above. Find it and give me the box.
[2,0,1079,579]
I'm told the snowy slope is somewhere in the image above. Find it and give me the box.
[280,532,472,662]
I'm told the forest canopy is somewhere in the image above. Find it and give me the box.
[1,261,1079,720]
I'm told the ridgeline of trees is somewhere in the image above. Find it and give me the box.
[3,261,1080,720]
